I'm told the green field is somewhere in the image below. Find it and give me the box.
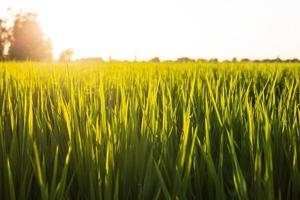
[0,61,299,199]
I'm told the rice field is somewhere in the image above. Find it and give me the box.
[0,61,299,199]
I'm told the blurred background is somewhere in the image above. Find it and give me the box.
[1,0,300,61]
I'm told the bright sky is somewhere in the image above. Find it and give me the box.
[1,0,300,60]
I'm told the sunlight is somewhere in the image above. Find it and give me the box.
[38,1,95,59]
[37,0,193,60]
[2,0,299,60]
[37,0,209,60]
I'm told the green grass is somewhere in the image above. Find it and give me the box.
[0,61,299,199]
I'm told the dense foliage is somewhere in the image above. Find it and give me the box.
[0,13,52,61]
[0,62,299,199]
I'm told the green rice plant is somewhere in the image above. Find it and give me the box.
[0,61,299,199]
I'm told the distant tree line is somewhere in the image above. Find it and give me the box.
[149,57,300,63]
[0,12,52,61]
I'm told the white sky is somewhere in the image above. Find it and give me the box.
[1,0,300,60]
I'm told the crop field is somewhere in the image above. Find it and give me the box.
[0,61,299,199]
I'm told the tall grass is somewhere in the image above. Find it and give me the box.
[0,61,299,199]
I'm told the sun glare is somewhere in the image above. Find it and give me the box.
[38,0,181,60]
[2,0,299,60]
[38,1,93,59]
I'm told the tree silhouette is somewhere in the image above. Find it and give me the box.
[9,13,52,61]
[208,58,219,63]
[0,19,11,60]
[149,57,160,63]
[176,57,195,63]
[241,58,250,62]
[59,48,74,61]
